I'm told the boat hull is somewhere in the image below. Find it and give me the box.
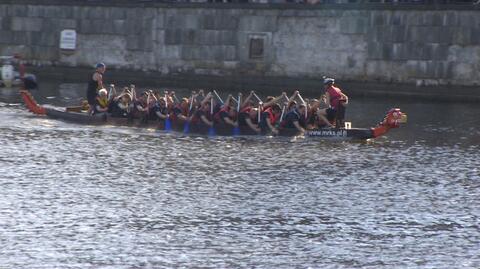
[45,108,374,140]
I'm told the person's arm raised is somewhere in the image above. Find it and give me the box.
[241,91,253,109]
[263,92,287,108]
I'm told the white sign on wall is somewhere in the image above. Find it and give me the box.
[59,29,76,50]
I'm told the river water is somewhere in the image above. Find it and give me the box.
[0,82,479,268]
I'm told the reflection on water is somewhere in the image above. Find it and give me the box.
[0,83,479,268]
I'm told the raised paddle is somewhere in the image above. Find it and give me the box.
[297,93,308,120]
[213,90,224,105]
[208,97,215,136]
[252,92,262,103]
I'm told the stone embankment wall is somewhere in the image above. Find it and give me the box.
[0,1,479,87]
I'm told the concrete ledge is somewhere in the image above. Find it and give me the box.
[0,0,479,11]
[29,65,480,102]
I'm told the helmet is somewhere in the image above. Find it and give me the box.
[95,62,106,69]
[323,77,335,85]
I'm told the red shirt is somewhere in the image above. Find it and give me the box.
[326,85,343,109]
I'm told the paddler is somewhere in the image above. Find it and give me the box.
[191,92,214,127]
[259,103,282,135]
[238,91,260,133]
[213,94,238,128]
[86,63,106,114]
[150,96,169,121]
[238,106,260,133]
[109,92,132,118]
[281,103,307,134]
[92,88,109,115]
[171,97,190,122]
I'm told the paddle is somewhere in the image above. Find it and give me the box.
[208,97,215,136]
[107,84,116,101]
[183,93,194,134]
[213,90,224,105]
[278,105,286,127]
[144,91,150,123]
[252,92,262,103]
[297,93,308,120]
[233,93,241,136]
[164,93,172,132]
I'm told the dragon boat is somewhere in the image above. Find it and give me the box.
[20,90,407,140]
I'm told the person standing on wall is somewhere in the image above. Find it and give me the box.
[87,62,106,114]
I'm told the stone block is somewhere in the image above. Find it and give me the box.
[8,5,28,17]
[423,26,443,43]
[403,43,423,61]
[112,20,126,35]
[443,11,458,27]
[30,32,57,47]
[224,45,237,61]
[340,17,367,35]
[367,42,383,60]
[31,46,58,61]
[391,43,408,61]
[194,30,216,45]
[367,26,385,43]
[458,13,476,28]
[423,12,444,26]
[453,29,472,46]
[126,35,148,51]
[200,15,238,31]
[390,12,405,26]
[180,45,194,61]
[165,29,182,45]
[182,29,196,45]
[404,11,423,26]
[0,30,13,44]
[158,45,181,60]
[470,28,480,45]
[0,5,7,17]
[154,29,165,44]
[42,19,77,33]
[438,27,455,44]
[0,17,9,31]
[165,14,199,29]
[433,61,447,78]
[27,6,71,19]
[0,17,6,30]
[430,44,449,61]
[11,17,43,32]
[238,16,276,32]
[105,7,127,20]
[407,26,433,43]
[370,12,388,26]
[11,31,30,45]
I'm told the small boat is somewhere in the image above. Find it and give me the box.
[1,55,37,89]
[20,90,407,140]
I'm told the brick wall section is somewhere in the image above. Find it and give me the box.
[0,1,479,86]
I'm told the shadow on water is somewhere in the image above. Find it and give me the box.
[0,80,479,268]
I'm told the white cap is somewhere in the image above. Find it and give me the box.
[98,88,107,96]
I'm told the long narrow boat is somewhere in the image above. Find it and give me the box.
[20,90,407,140]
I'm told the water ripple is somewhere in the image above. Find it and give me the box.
[0,98,479,268]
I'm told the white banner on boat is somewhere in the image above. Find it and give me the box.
[60,29,77,50]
